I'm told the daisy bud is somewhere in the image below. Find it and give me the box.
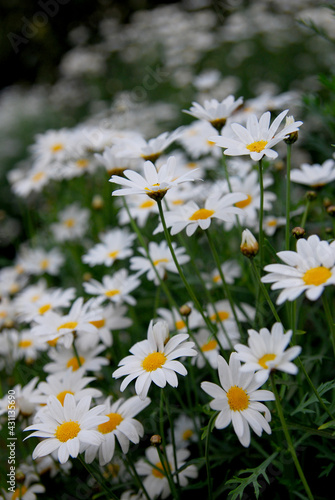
[292,227,306,239]
[284,116,299,144]
[306,190,317,201]
[326,205,335,217]
[15,471,25,484]
[83,272,93,281]
[150,434,162,447]
[323,197,332,209]
[179,304,192,317]
[240,229,259,258]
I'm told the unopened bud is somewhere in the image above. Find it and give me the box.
[240,229,259,258]
[292,227,306,239]
[306,191,317,201]
[179,304,192,317]
[83,272,92,281]
[15,471,25,484]
[150,434,162,447]
[323,198,332,209]
[92,194,104,210]
[326,205,335,217]
[284,116,299,144]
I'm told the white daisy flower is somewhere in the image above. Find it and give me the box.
[12,329,47,363]
[290,159,335,188]
[113,128,183,163]
[261,234,335,304]
[113,320,197,400]
[211,110,302,161]
[44,340,109,374]
[178,120,223,159]
[130,240,190,285]
[0,266,29,297]
[155,192,247,237]
[50,203,90,242]
[234,323,302,383]
[0,297,15,328]
[202,259,241,288]
[24,394,108,464]
[32,368,102,407]
[31,297,102,348]
[169,414,199,448]
[84,395,150,466]
[201,353,275,447]
[263,215,286,236]
[135,444,198,499]
[30,128,75,163]
[15,286,76,323]
[192,329,221,368]
[2,476,45,500]
[83,269,140,306]
[110,156,198,201]
[11,377,41,417]
[183,95,243,130]
[18,247,64,276]
[9,163,51,197]
[82,229,136,267]
[94,145,141,176]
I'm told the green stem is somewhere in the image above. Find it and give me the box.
[300,199,310,229]
[250,259,282,324]
[156,199,215,335]
[205,229,243,340]
[322,293,335,358]
[162,390,181,490]
[72,337,82,368]
[78,456,119,500]
[159,389,179,499]
[258,158,265,272]
[270,374,314,500]
[285,144,292,250]
[124,454,151,500]
[205,412,217,500]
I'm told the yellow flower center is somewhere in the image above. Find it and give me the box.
[90,318,106,328]
[64,218,75,228]
[139,200,155,209]
[12,486,28,500]
[201,339,218,352]
[38,303,51,315]
[187,162,197,169]
[235,194,252,209]
[104,463,120,478]
[57,321,78,332]
[172,199,184,205]
[182,429,194,441]
[153,258,169,266]
[98,412,123,434]
[302,266,332,286]
[105,289,120,297]
[55,421,80,442]
[258,353,276,369]
[152,462,166,479]
[267,219,277,227]
[210,310,230,322]
[32,171,45,183]
[66,356,85,371]
[212,274,221,283]
[76,159,89,168]
[57,390,74,405]
[9,284,19,294]
[0,311,7,318]
[175,320,186,330]
[40,259,49,270]
[227,385,249,411]
[206,139,216,147]
[47,337,59,347]
[142,352,166,371]
[51,143,64,153]
[108,251,119,259]
[141,152,161,162]
[189,208,215,221]
[246,140,268,153]
[18,339,32,348]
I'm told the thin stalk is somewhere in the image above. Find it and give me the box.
[270,374,314,500]
[205,229,243,339]
[124,454,151,500]
[162,390,181,490]
[300,199,310,229]
[205,412,217,500]
[156,199,215,335]
[258,158,265,272]
[72,337,82,368]
[322,293,335,358]
[78,456,119,500]
[285,144,292,250]
[221,153,242,232]
[159,389,179,499]
[250,259,281,324]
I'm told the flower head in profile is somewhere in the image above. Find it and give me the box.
[183,95,243,131]
[24,394,108,464]
[113,320,197,399]
[211,110,302,161]
[290,159,335,188]
[110,156,198,201]
[201,353,275,447]
[261,234,335,304]
[234,323,302,383]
